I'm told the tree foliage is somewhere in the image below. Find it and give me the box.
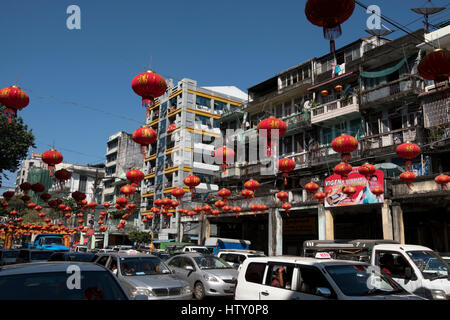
[0,106,35,179]
[127,229,150,245]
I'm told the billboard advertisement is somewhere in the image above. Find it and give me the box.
[324,167,384,207]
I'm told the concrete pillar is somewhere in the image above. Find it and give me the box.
[318,205,325,240]
[381,200,393,240]
[103,231,109,248]
[392,204,405,244]
[324,208,334,240]
[268,208,283,256]
[198,213,210,245]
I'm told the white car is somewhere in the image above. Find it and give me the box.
[181,246,210,254]
[217,249,266,269]
[235,255,425,300]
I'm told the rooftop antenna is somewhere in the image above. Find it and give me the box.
[411,0,445,33]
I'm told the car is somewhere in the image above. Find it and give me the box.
[216,249,266,269]
[97,248,114,253]
[112,245,133,252]
[439,253,450,265]
[181,246,211,254]
[15,249,55,264]
[166,253,239,300]
[0,249,19,266]
[0,262,130,300]
[235,254,426,300]
[152,251,172,261]
[73,245,88,253]
[48,252,97,262]
[94,252,191,300]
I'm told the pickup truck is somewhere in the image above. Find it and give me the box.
[204,237,251,256]
[29,234,70,252]
[303,239,450,300]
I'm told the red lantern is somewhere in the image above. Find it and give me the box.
[2,191,14,201]
[320,90,329,97]
[305,0,355,54]
[38,212,46,218]
[120,185,136,198]
[9,210,18,216]
[223,205,231,214]
[65,213,71,219]
[400,171,416,189]
[232,206,242,219]
[126,169,145,184]
[132,127,157,158]
[358,163,376,179]
[151,207,160,214]
[77,219,84,224]
[116,197,129,208]
[217,188,231,202]
[162,198,172,208]
[277,158,296,185]
[214,200,225,210]
[335,85,343,92]
[212,209,220,217]
[131,70,167,107]
[244,179,260,192]
[1,202,8,208]
[41,149,63,174]
[103,202,111,210]
[34,205,43,212]
[250,204,259,217]
[171,188,185,200]
[141,218,147,224]
[435,174,450,190]
[194,206,203,215]
[241,189,254,204]
[19,182,31,194]
[45,218,52,223]
[396,142,421,168]
[418,49,450,85]
[31,183,45,194]
[314,192,326,204]
[203,205,212,213]
[282,203,292,216]
[170,200,179,208]
[371,187,384,197]
[259,204,268,212]
[305,182,319,194]
[276,191,289,203]
[214,147,235,173]
[184,175,201,196]
[27,203,36,212]
[343,186,356,196]
[54,169,72,188]
[0,86,29,123]
[57,221,63,226]
[331,134,359,162]
[334,162,353,179]
[154,199,163,207]
[147,215,154,221]
[40,193,51,203]
[257,117,287,156]
[167,123,176,132]
[71,191,86,202]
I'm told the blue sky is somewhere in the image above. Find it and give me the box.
[1,0,449,189]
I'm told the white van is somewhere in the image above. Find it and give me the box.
[303,240,450,300]
[181,246,210,254]
[235,255,424,300]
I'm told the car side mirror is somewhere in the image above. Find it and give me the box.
[404,267,412,279]
[315,287,332,298]
[185,265,194,271]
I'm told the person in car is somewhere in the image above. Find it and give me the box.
[380,254,394,275]
[271,266,285,287]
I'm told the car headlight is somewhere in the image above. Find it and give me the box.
[181,285,192,295]
[431,289,447,300]
[203,274,219,282]
[131,287,155,299]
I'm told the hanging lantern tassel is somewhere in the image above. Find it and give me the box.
[283,173,288,186]
[221,163,228,174]
[4,108,16,124]
[329,36,336,56]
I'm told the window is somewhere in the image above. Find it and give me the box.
[296,265,335,298]
[167,257,182,268]
[275,105,283,118]
[214,100,226,113]
[196,96,211,109]
[96,256,109,266]
[375,251,417,280]
[322,128,333,146]
[79,175,87,193]
[245,262,266,284]
[283,136,293,154]
[265,264,295,290]
[349,119,363,138]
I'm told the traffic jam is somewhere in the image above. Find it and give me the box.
[0,236,449,300]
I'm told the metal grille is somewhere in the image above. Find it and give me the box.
[223,279,236,284]
[153,287,183,296]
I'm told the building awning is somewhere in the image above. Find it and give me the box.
[307,71,357,91]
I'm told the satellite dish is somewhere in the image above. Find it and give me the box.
[304,100,311,110]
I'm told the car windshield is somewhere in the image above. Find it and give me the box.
[0,271,127,300]
[192,248,210,254]
[406,251,449,280]
[68,254,95,262]
[31,251,54,260]
[325,265,404,297]
[42,238,63,245]
[194,256,232,270]
[120,257,171,276]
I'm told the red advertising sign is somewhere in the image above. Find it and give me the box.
[324,167,384,207]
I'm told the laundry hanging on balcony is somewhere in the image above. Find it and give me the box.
[359,56,410,78]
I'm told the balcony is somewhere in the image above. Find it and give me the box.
[359,127,421,156]
[311,95,359,124]
[283,112,311,133]
[360,75,423,109]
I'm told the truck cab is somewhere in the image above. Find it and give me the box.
[204,237,251,256]
[32,234,70,252]
[303,240,450,300]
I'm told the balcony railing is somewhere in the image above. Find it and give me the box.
[359,127,419,152]
[311,95,359,124]
[360,75,423,106]
[282,112,310,132]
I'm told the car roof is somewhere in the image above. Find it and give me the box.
[0,262,107,276]
[241,256,370,266]
[169,252,214,258]
[372,244,433,251]
[218,249,265,255]
[19,249,55,252]
[97,252,156,258]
